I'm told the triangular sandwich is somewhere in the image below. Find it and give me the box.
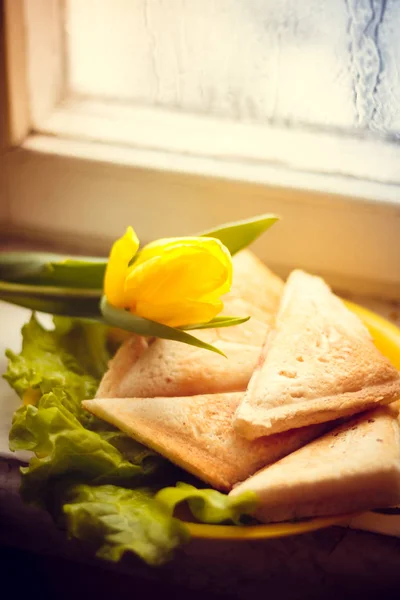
[230,406,400,521]
[96,250,283,398]
[83,393,325,491]
[235,270,400,439]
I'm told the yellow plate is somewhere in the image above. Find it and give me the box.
[185,300,400,540]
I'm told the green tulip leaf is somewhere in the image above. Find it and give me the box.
[41,259,107,289]
[0,280,101,318]
[0,252,107,289]
[100,297,226,357]
[0,252,64,281]
[180,315,250,330]
[200,213,280,255]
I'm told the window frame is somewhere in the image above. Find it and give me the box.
[1,0,400,300]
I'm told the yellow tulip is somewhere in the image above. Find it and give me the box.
[104,226,139,308]
[104,229,232,328]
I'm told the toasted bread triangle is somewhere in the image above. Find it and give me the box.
[235,270,400,439]
[83,393,325,491]
[96,250,283,398]
[230,407,400,521]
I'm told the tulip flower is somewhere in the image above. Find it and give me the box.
[104,227,233,327]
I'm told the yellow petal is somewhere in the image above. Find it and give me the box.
[104,227,139,308]
[125,237,232,308]
[136,237,231,275]
[133,298,223,328]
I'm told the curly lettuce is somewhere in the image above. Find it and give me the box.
[4,314,257,565]
[63,484,190,565]
[156,482,258,525]
[4,315,107,399]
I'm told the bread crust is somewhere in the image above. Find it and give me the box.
[230,407,400,521]
[236,378,400,437]
[235,270,400,438]
[83,393,325,491]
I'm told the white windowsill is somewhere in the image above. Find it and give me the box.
[22,131,400,206]
[2,131,400,301]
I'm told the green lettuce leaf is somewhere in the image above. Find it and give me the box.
[3,314,103,399]
[63,484,190,565]
[6,316,162,506]
[96,430,166,476]
[4,313,260,566]
[156,482,257,524]
[12,390,147,505]
[52,316,110,380]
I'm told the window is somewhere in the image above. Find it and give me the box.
[2,0,400,297]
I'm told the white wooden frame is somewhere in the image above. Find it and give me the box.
[1,0,400,299]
